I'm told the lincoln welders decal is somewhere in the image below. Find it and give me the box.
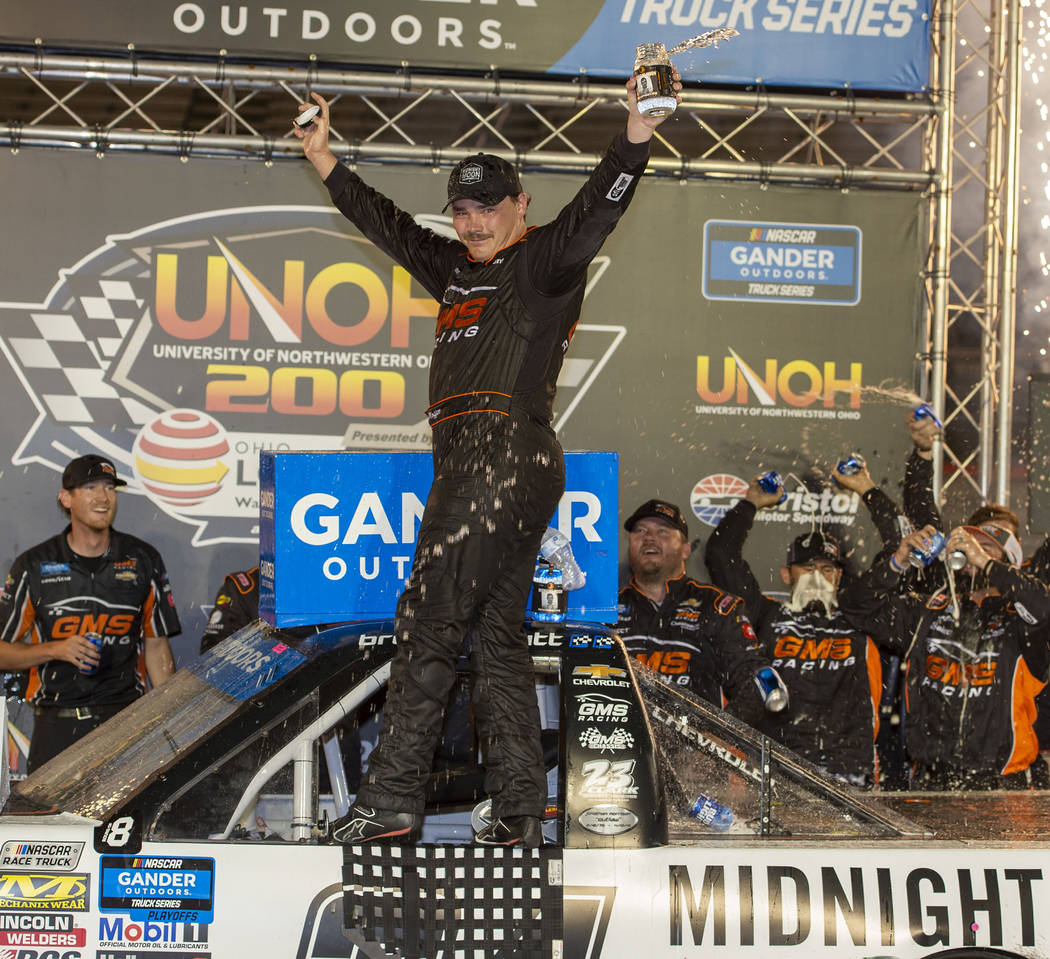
[703,221,862,305]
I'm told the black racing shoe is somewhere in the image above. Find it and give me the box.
[330,803,422,844]
[474,815,542,847]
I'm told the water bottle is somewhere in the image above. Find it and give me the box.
[531,561,567,623]
[753,666,789,713]
[688,794,734,831]
[914,403,942,430]
[539,527,586,591]
[757,470,787,505]
[909,530,947,567]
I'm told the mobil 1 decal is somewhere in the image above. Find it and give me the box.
[99,855,214,924]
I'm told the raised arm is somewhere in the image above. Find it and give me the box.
[903,411,942,531]
[705,475,782,624]
[294,93,460,301]
[832,456,908,550]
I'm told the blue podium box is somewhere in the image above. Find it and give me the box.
[259,450,619,627]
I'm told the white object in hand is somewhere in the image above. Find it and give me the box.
[295,105,320,128]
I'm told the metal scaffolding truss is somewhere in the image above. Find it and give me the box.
[0,29,1024,513]
[0,47,935,185]
[925,0,1023,508]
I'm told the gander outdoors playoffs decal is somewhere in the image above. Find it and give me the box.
[100,856,214,924]
[703,220,862,304]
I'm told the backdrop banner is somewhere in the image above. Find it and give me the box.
[0,146,923,661]
[3,0,930,92]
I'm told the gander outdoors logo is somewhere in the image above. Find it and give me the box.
[0,208,620,547]
[702,220,861,304]
[690,473,860,529]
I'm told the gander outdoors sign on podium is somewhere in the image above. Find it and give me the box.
[259,451,619,626]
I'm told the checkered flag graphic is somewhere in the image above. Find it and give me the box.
[4,273,156,430]
[1,268,157,441]
[342,844,563,958]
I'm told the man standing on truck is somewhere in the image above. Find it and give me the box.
[295,69,681,846]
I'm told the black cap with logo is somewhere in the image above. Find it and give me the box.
[786,530,842,567]
[443,153,524,212]
[623,499,689,538]
[62,454,127,490]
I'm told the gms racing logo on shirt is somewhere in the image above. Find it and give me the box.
[690,472,861,529]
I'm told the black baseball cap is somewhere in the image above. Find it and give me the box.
[786,530,842,567]
[62,454,127,490]
[443,153,524,212]
[624,499,689,538]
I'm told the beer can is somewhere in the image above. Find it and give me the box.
[633,43,678,118]
[81,631,103,674]
[757,470,787,505]
[913,403,943,430]
[909,531,946,567]
[753,666,789,713]
[836,454,864,475]
[531,562,567,623]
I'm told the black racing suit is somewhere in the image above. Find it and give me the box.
[615,575,767,725]
[200,567,259,653]
[324,134,651,817]
[1023,538,1050,765]
[850,551,1050,786]
[705,496,900,780]
[0,527,181,771]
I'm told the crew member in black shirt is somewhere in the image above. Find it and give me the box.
[616,499,767,724]
[0,454,181,772]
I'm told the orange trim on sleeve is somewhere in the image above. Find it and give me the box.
[866,637,883,742]
[24,668,41,702]
[1002,658,1046,775]
[141,587,158,639]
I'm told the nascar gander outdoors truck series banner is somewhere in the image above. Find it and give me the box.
[0,148,922,657]
[3,0,930,92]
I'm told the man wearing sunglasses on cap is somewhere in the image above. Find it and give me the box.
[852,513,1050,789]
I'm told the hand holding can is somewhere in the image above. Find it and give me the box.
[79,632,103,674]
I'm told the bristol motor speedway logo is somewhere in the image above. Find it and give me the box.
[690,473,860,529]
[0,208,622,547]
